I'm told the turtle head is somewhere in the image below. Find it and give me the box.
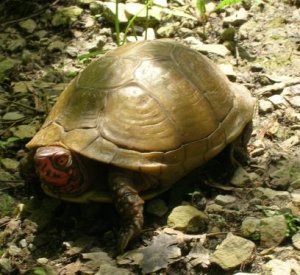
[34,146,88,195]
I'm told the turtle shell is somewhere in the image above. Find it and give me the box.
[27,40,255,184]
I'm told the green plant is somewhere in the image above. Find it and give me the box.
[196,0,207,21]
[195,0,243,21]
[114,0,153,46]
[284,212,300,237]
[216,0,243,10]
[256,205,300,237]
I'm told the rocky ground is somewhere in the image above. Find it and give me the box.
[1,0,300,274]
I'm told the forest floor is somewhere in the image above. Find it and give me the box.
[1,0,300,274]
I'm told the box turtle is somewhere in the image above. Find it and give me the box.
[20,40,255,252]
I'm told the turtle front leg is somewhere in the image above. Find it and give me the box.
[108,169,144,253]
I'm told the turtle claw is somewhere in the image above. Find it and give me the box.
[118,222,141,254]
[109,169,145,253]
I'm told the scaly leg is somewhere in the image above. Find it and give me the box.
[108,169,144,253]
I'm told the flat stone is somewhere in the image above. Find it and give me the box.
[167,205,208,233]
[37,258,49,264]
[101,2,127,23]
[52,6,83,26]
[18,19,37,33]
[253,187,290,202]
[223,8,249,26]
[241,217,261,240]
[259,99,274,113]
[47,40,66,52]
[286,95,300,108]
[268,94,286,106]
[215,195,236,206]
[262,259,300,275]
[211,233,255,270]
[196,43,230,57]
[153,0,168,7]
[292,232,300,250]
[0,258,13,274]
[260,215,287,247]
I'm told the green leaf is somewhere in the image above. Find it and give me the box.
[216,0,242,10]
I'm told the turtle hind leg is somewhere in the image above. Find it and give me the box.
[108,169,144,254]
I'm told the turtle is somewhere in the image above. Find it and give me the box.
[20,40,255,253]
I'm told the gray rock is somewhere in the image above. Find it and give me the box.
[287,95,300,107]
[2,111,25,121]
[260,215,287,247]
[146,198,168,217]
[262,259,300,275]
[157,23,180,37]
[291,190,300,205]
[8,244,21,256]
[223,8,249,26]
[153,0,168,7]
[47,40,66,52]
[259,99,274,113]
[268,94,287,107]
[101,2,127,23]
[18,19,37,33]
[143,28,156,40]
[290,179,300,190]
[183,36,230,56]
[194,43,230,57]
[125,3,162,25]
[283,85,300,107]
[292,232,300,250]
[241,217,260,240]
[36,258,49,264]
[253,187,290,202]
[19,239,27,248]
[230,166,252,187]
[0,258,13,274]
[0,158,19,171]
[167,205,208,233]
[211,233,255,270]
[52,6,83,26]
[215,195,236,206]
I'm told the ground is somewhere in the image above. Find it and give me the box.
[0,0,300,274]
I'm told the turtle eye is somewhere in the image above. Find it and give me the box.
[53,153,71,168]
